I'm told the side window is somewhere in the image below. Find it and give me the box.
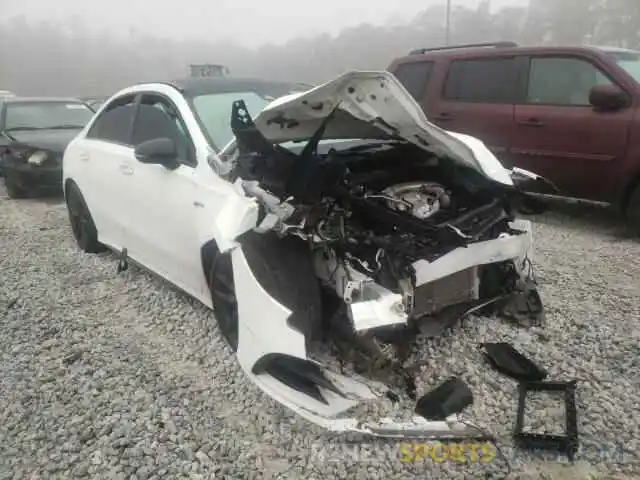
[526,56,613,106]
[443,57,515,103]
[392,61,434,101]
[86,95,137,145]
[133,94,196,166]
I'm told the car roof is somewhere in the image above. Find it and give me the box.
[3,96,87,104]
[393,42,640,64]
[165,76,312,97]
[590,45,640,54]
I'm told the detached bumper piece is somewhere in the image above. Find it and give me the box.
[481,342,548,382]
[415,377,474,421]
[513,380,579,461]
[250,354,489,440]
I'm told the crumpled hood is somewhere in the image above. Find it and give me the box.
[252,71,513,186]
[5,129,81,153]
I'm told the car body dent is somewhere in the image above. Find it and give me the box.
[193,177,261,255]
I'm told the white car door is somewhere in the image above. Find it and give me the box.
[68,94,139,251]
[121,93,203,299]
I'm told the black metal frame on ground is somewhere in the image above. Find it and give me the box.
[513,380,579,461]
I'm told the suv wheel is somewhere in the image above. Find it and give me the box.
[626,184,640,235]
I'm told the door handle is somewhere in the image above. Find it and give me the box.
[518,117,545,127]
[119,163,134,175]
[79,152,90,162]
[433,112,454,121]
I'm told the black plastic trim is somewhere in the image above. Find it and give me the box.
[415,377,474,421]
[481,343,548,382]
[513,380,579,461]
[252,353,345,405]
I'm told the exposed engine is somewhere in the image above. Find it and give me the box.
[200,77,550,434]
[377,181,450,220]
[229,97,542,348]
[234,134,526,326]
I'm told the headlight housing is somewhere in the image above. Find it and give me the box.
[8,148,49,165]
[27,150,48,166]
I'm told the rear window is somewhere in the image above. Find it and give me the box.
[443,57,515,103]
[391,61,434,101]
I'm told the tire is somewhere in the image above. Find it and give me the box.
[65,182,106,253]
[626,184,640,235]
[4,170,28,199]
[206,231,323,352]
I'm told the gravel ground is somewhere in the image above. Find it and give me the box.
[1,182,639,480]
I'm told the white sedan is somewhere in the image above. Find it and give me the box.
[63,71,546,439]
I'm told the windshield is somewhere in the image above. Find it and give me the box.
[609,50,640,82]
[191,92,275,150]
[4,102,94,130]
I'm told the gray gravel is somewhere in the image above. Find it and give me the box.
[1,183,639,480]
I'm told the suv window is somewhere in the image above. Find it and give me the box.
[526,56,613,106]
[392,61,434,100]
[444,57,515,103]
[86,94,137,145]
[133,94,195,166]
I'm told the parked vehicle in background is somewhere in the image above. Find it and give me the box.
[388,42,640,229]
[62,73,546,438]
[189,64,230,78]
[0,97,95,197]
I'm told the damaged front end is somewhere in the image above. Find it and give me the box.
[1,138,64,196]
[218,71,546,439]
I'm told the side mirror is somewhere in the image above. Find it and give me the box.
[134,137,179,170]
[589,84,630,111]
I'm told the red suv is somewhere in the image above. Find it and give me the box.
[388,42,640,227]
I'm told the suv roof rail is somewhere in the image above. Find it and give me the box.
[409,41,518,55]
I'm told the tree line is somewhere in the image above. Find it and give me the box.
[1,0,639,97]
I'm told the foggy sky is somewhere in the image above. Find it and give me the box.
[1,0,529,48]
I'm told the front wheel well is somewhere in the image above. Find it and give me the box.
[200,239,220,286]
[63,178,77,200]
[201,233,324,344]
[620,173,640,215]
